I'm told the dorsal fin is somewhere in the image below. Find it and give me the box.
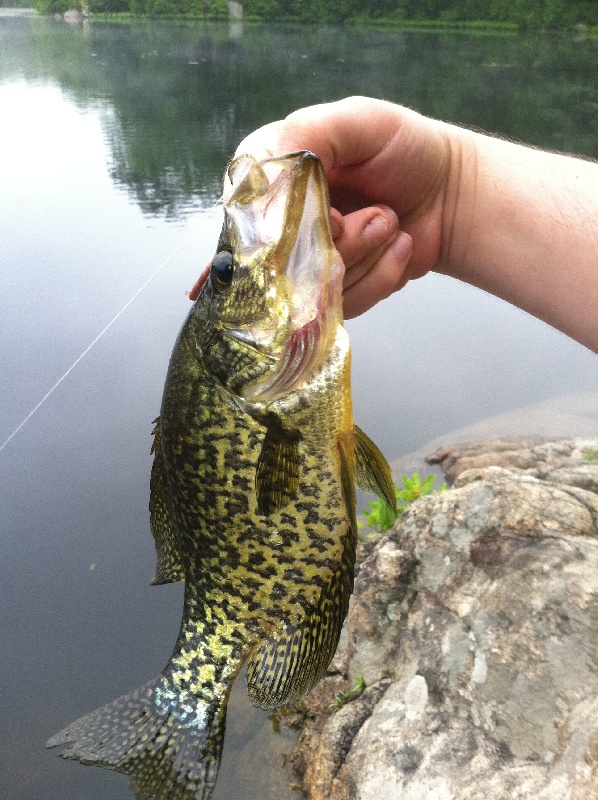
[149,418,184,585]
[354,425,397,513]
[246,435,357,710]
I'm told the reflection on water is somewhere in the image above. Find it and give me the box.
[0,15,596,800]
[3,15,598,219]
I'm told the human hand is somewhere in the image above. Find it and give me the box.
[235,96,598,350]
[235,97,454,317]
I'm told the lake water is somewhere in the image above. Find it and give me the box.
[1,13,596,800]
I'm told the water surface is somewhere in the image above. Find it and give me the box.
[0,15,596,800]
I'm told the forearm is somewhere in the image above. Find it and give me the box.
[442,126,598,351]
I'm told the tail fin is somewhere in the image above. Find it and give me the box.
[46,675,227,800]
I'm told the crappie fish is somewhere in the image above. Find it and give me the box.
[47,151,396,800]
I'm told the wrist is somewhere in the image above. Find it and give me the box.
[437,123,598,350]
[437,121,480,279]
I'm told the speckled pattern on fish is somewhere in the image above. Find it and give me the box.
[47,151,396,800]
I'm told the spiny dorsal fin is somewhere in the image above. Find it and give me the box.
[256,420,301,516]
[246,436,357,710]
[354,425,397,513]
[149,418,184,585]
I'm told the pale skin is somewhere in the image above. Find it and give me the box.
[236,96,598,353]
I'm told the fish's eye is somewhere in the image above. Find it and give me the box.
[210,250,234,290]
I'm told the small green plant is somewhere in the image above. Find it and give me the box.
[360,472,445,536]
[584,449,598,462]
[330,674,365,711]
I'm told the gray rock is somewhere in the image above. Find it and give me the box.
[294,438,598,800]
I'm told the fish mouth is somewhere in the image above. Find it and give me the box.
[224,151,344,402]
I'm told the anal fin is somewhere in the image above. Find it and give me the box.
[246,557,352,710]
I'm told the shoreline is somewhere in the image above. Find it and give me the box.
[11,9,598,38]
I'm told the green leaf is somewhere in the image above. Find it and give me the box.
[329,673,365,711]
[421,475,435,493]
[360,472,444,537]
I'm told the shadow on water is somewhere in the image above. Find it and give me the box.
[0,14,596,800]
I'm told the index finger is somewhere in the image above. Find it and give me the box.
[234,97,404,174]
[276,97,407,173]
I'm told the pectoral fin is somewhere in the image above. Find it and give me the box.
[354,425,397,513]
[256,421,301,516]
[149,418,184,585]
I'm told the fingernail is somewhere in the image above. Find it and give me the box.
[391,231,413,262]
[363,214,391,247]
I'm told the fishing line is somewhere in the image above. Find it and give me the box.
[0,207,219,454]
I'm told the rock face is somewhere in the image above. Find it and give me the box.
[293,438,598,800]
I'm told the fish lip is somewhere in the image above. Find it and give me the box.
[222,150,320,208]
[222,150,330,258]
[224,149,343,306]
[221,150,344,402]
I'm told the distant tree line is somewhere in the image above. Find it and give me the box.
[32,0,598,29]
[233,0,598,29]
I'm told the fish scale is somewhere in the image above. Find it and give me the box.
[161,332,349,617]
[47,151,396,800]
